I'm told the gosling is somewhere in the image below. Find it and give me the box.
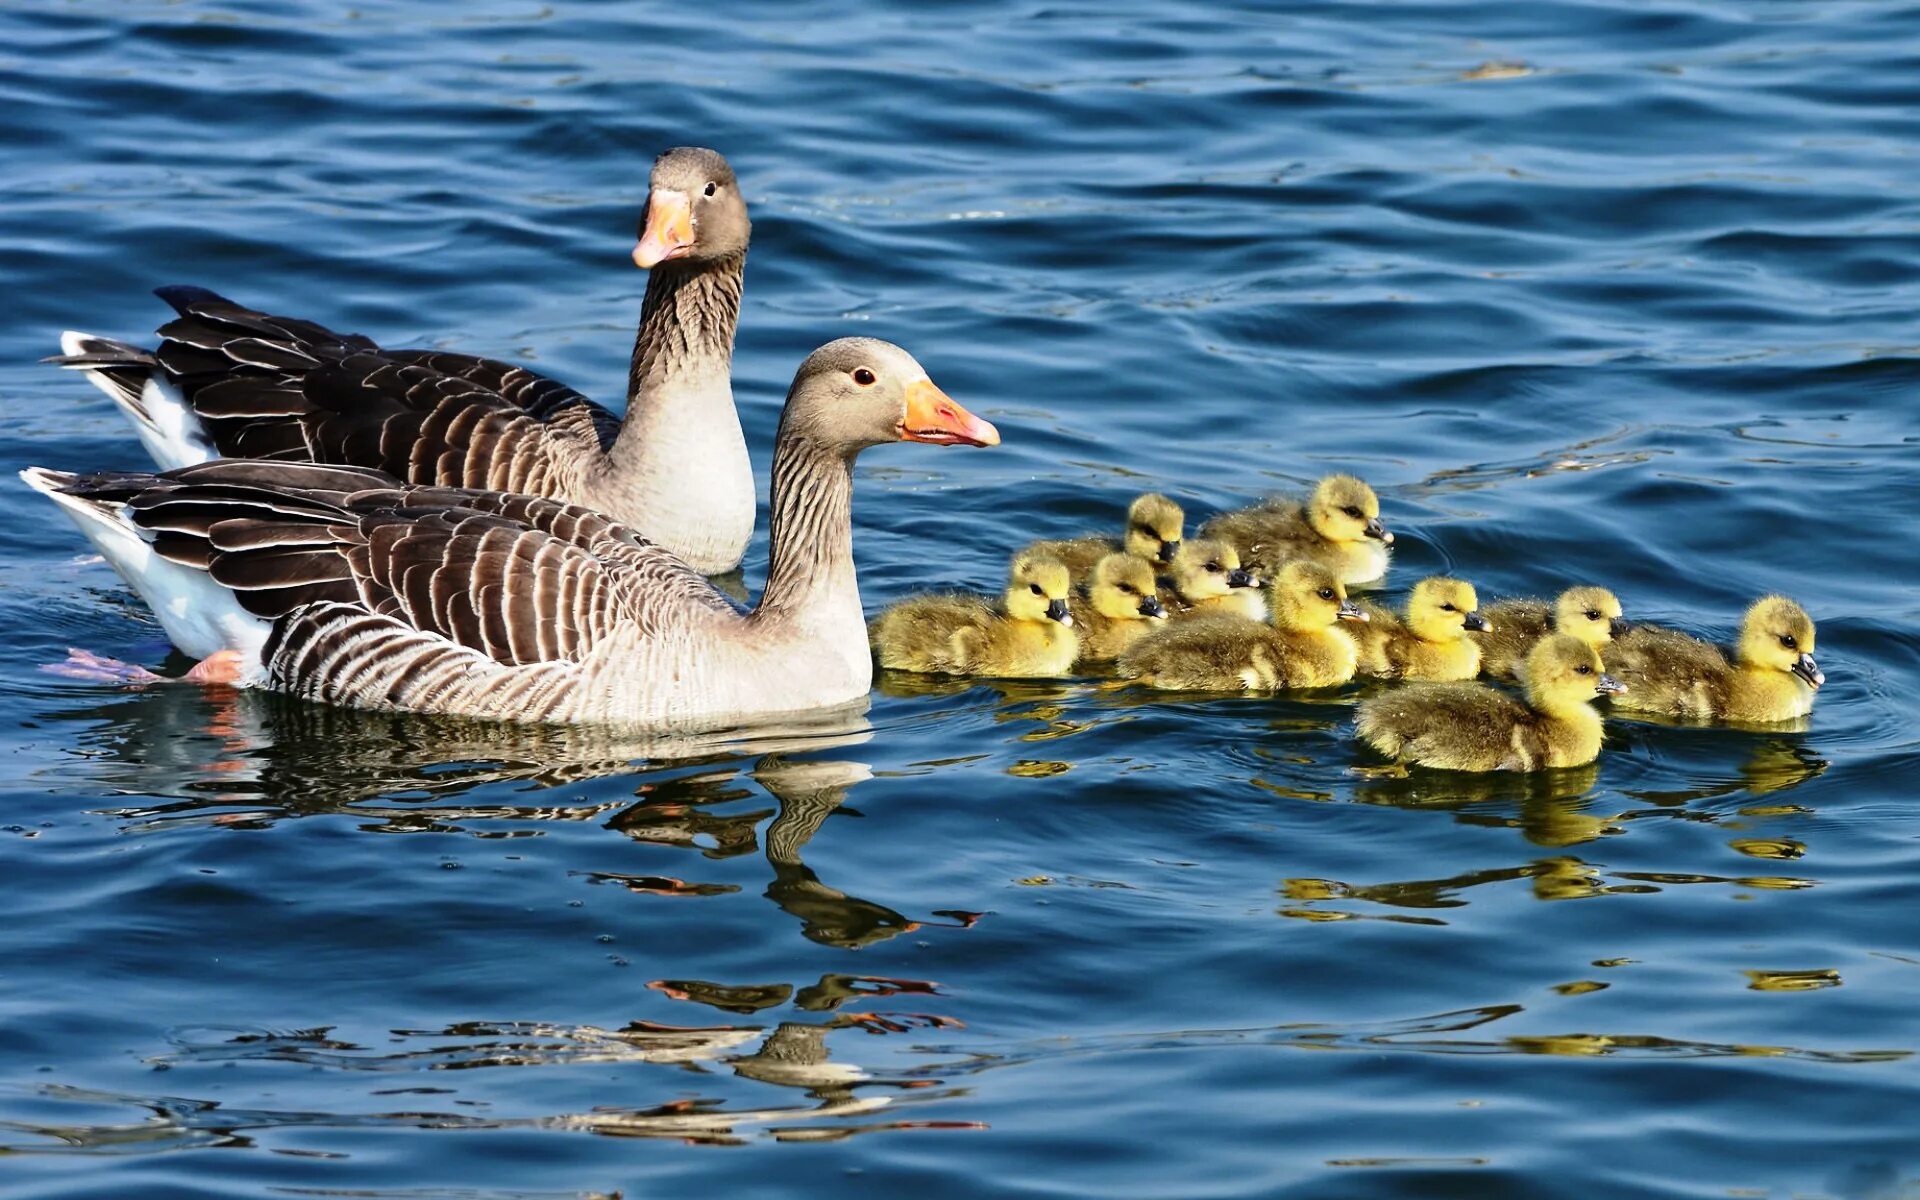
[1350,577,1490,681]
[1479,586,1626,682]
[1024,492,1184,583]
[869,552,1078,678]
[1200,474,1394,586]
[1074,552,1168,663]
[1355,635,1626,772]
[1118,561,1369,691]
[1606,595,1823,723]
[1162,537,1267,621]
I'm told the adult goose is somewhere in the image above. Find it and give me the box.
[25,339,998,728]
[51,146,757,574]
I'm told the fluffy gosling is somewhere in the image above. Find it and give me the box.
[1479,586,1625,682]
[870,552,1077,678]
[1074,552,1168,663]
[1350,577,1489,681]
[1024,492,1184,583]
[1199,474,1393,586]
[1118,561,1368,690]
[1162,537,1266,621]
[1606,595,1823,723]
[1355,635,1626,772]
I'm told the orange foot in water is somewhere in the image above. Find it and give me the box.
[45,647,244,687]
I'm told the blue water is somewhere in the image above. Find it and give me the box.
[3,1,1920,1196]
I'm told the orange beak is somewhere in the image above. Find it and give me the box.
[632,189,695,268]
[900,378,999,447]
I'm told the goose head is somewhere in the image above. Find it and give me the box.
[1306,474,1391,546]
[1737,595,1822,689]
[780,337,999,455]
[1271,560,1366,632]
[1169,537,1258,602]
[1553,585,1625,648]
[1089,552,1166,621]
[634,146,752,267]
[1525,634,1625,714]
[1406,577,1488,642]
[1123,493,1185,564]
[1006,552,1074,627]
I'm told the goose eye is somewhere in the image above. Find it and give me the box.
[1575,664,1593,675]
[703,182,718,197]
[1780,634,1797,649]
[1317,587,1334,600]
[1585,610,1601,621]
[852,368,877,386]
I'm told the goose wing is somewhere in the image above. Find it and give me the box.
[147,286,621,475]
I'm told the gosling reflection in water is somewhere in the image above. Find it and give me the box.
[1353,763,1618,847]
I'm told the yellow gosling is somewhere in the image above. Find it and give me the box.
[1162,537,1266,621]
[1199,473,1393,586]
[1479,586,1625,682]
[1355,635,1626,772]
[1074,552,1168,663]
[1118,561,1368,691]
[1607,595,1823,723]
[1350,577,1489,681]
[870,552,1078,678]
[1024,492,1184,584]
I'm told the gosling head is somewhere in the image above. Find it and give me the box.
[1122,493,1185,565]
[1737,595,1822,689]
[1306,474,1391,546]
[1405,577,1489,642]
[633,146,751,267]
[1089,553,1166,622]
[1169,537,1259,602]
[1006,552,1074,628]
[1270,560,1368,631]
[1552,585,1626,649]
[781,338,999,453]
[1525,634,1626,712]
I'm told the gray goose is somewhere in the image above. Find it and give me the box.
[50,146,757,575]
[24,339,999,727]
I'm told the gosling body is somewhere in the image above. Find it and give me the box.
[1200,474,1393,586]
[1162,538,1266,622]
[1350,577,1488,681]
[1606,596,1822,723]
[1119,561,1366,691]
[869,553,1077,678]
[1479,586,1624,681]
[1024,493,1183,584]
[1073,553,1168,663]
[1355,635,1625,772]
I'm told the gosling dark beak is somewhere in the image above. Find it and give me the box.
[1364,517,1394,545]
[1337,599,1369,623]
[1227,568,1257,589]
[1596,673,1628,696]
[1139,596,1167,619]
[1157,539,1179,565]
[1792,653,1824,689]
[1463,612,1490,633]
[1610,617,1630,638]
[1046,598,1072,627]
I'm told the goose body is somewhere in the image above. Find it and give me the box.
[1119,561,1366,690]
[51,147,756,575]
[1605,596,1822,723]
[1199,474,1393,585]
[1349,577,1487,681]
[1023,493,1184,584]
[868,553,1077,678]
[27,339,998,728]
[1478,586,1625,681]
[1356,635,1625,772]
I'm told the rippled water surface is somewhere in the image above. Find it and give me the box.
[4,2,1920,1196]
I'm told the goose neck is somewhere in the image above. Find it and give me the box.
[623,253,743,415]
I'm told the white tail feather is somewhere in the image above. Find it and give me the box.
[56,333,216,471]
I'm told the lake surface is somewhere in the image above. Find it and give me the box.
[2,1,1919,1196]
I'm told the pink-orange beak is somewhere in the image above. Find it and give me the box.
[900,378,999,447]
[632,189,695,268]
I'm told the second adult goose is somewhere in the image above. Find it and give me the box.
[25,339,998,727]
[51,146,757,575]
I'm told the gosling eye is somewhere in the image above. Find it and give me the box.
[852,367,877,386]
[1118,584,1135,596]
[1317,587,1334,600]
[1205,561,1221,572]
[1343,506,1363,519]
[1584,609,1601,621]
[1029,583,1043,595]
[703,181,718,197]
[1575,664,1593,675]
[1440,603,1457,612]
[1780,634,1798,649]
